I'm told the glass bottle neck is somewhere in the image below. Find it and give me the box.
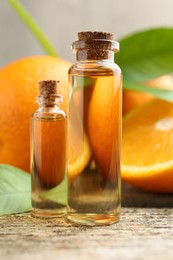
[36,95,62,111]
[76,50,115,62]
[38,103,60,111]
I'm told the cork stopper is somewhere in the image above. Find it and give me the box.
[39,80,59,97]
[37,80,62,106]
[72,31,119,60]
[78,31,113,40]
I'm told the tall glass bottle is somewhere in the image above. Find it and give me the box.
[68,32,122,225]
[31,80,67,218]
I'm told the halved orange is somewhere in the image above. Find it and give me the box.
[86,74,122,182]
[122,99,173,193]
[68,98,91,179]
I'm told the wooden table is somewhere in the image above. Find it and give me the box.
[1,183,173,260]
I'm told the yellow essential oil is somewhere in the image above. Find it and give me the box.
[31,80,67,218]
[68,31,122,225]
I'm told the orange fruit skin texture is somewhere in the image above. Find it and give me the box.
[0,56,71,173]
[122,99,173,193]
[123,75,173,115]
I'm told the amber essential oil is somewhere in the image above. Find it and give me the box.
[31,80,67,218]
[68,32,122,226]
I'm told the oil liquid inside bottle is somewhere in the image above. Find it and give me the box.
[68,66,122,225]
[31,112,67,218]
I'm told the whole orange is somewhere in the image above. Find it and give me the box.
[0,56,71,173]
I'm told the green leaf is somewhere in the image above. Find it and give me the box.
[43,174,67,206]
[7,0,58,57]
[74,77,94,92]
[0,164,31,216]
[116,28,173,82]
[124,81,173,102]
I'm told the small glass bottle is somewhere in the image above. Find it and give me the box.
[31,80,67,218]
[68,31,122,225]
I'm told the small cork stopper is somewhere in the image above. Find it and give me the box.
[37,80,62,106]
[78,31,114,40]
[39,80,59,97]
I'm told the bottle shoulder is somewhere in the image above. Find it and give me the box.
[32,108,67,121]
[68,61,121,76]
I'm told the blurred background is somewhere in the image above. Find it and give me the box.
[0,0,173,66]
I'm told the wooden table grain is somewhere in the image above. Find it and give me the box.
[0,183,173,260]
